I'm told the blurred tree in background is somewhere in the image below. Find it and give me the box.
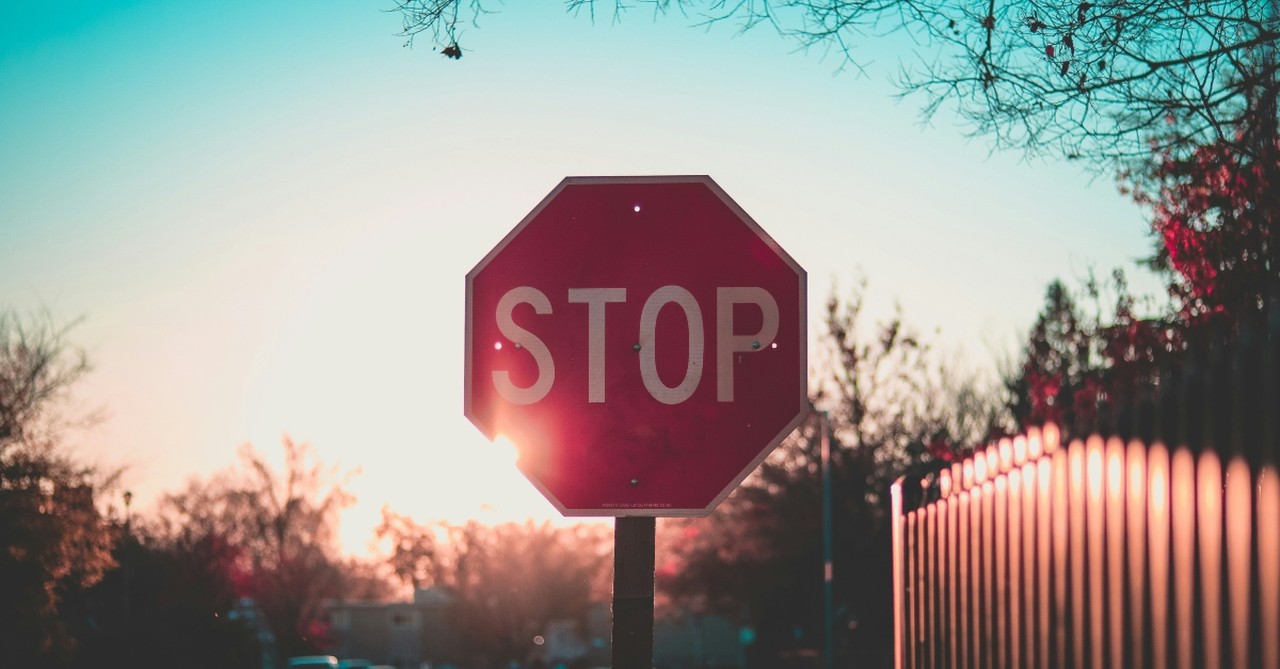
[157,437,359,659]
[1004,272,1183,436]
[1127,106,1280,328]
[656,282,1008,666]
[1010,102,1278,436]
[0,310,116,667]
[61,436,392,668]
[67,526,260,669]
[377,512,612,667]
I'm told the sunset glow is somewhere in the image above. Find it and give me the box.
[2,1,1160,559]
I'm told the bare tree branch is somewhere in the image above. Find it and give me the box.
[391,0,1279,173]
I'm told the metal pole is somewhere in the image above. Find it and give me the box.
[123,490,132,622]
[612,516,655,669]
[123,489,133,665]
[821,413,834,669]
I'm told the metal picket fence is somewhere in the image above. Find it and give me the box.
[890,327,1280,669]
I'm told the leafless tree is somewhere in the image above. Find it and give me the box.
[0,310,89,449]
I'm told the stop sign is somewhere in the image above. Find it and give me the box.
[465,176,806,516]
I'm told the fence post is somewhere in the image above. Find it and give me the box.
[892,478,906,669]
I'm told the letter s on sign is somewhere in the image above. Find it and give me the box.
[492,287,555,404]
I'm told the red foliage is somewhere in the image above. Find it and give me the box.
[1023,368,1063,427]
[1012,90,1276,436]
[1071,377,1103,428]
[1011,276,1181,435]
[1131,130,1279,325]
[926,437,958,463]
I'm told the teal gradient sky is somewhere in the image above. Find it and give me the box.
[2,0,1161,554]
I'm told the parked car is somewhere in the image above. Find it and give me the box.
[288,656,339,668]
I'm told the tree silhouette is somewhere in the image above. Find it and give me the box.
[67,528,260,669]
[157,437,355,658]
[1005,273,1184,436]
[656,283,1007,666]
[0,310,116,667]
[376,514,611,666]
[1126,106,1280,326]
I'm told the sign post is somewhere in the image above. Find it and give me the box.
[612,516,656,668]
[465,175,806,664]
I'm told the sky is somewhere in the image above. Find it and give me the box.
[1,0,1163,556]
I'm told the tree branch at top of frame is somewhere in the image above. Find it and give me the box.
[391,0,1280,172]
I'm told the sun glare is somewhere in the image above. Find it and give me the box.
[493,434,521,464]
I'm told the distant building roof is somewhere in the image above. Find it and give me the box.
[412,586,453,607]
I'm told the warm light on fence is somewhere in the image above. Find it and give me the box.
[1259,466,1280,669]
[892,414,1279,669]
[1085,437,1105,669]
[1149,443,1171,669]
[1125,440,1147,669]
[1171,447,1196,669]
[1034,458,1050,669]
[1069,439,1088,669]
[1226,456,1251,668]
[1105,437,1125,669]
[1198,450,1223,669]
[1042,423,1060,455]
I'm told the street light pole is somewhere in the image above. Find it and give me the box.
[123,490,132,654]
[820,412,834,669]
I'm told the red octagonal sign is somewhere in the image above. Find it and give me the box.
[465,176,806,516]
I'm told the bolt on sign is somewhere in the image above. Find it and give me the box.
[465,175,807,516]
